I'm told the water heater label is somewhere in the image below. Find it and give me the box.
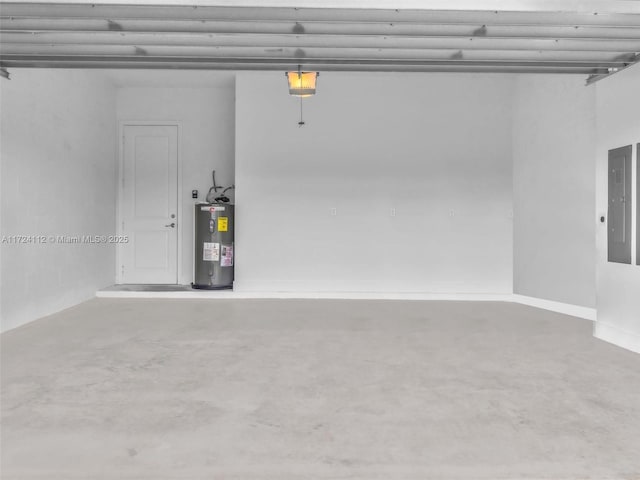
[203,242,220,262]
[221,245,233,267]
[200,206,226,212]
[218,217,228,232]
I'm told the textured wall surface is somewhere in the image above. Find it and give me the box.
[1,69,117,332]
[235,72,514,294]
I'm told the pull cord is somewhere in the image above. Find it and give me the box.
[298,97,305,127]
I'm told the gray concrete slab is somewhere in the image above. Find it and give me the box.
[1,299,639,479]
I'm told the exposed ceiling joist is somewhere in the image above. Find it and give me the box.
[1,45,634,65]
[5,0,640,14]
[0,59,608,74]
[1,2,638,76]
[3,21,640,42]
[3,32,640,53]
[3,4,640,26]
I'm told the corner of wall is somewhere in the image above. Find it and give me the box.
[594,321,640,354]
[594,64,640,354]
[512,74,596,309]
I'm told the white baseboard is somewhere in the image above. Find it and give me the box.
[594,322,640,354]
[96,289,596,324]
[511,294,596,321]
[234,292,513,301]
[97,289,236,299]
[96,288,512,302]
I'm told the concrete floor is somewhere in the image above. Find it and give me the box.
[2,299,639,480]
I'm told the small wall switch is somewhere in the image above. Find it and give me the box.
[449,209,455,217]
[330,208,337,216]
[192,190,198,199]
[390,208,396,217]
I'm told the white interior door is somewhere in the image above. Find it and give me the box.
[120,125,178,284]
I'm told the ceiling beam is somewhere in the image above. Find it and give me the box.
[2,4,640,26]
[3,19,640,42]
[4,0,640,15]
[2,2,637,76]
[3,31,640,53]
[0,54,621,68]
[1,44,633,65]
[0,59,608,75]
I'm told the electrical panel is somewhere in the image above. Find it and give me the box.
[608,145,632,264]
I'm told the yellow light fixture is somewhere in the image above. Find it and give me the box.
[286,66,319,127]
[286,69,319,97]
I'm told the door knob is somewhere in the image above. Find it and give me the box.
[165,223,176,228]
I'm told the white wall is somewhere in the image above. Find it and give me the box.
[512,75,596,308]
[0,69,117,332]
[5,67,633,337]
[235,72,514,294]
[594,64,640,353]
[116,85,235,285]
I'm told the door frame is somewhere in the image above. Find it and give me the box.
[116,121,183,284]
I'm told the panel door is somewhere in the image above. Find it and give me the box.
[120,125,178,283]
